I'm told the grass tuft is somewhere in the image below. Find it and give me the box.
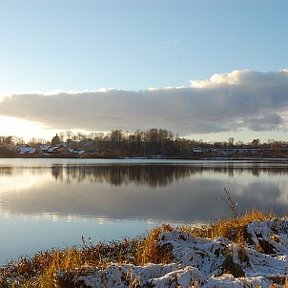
[134,223,174,265]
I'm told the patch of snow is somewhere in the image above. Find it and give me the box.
[205,274,270,288]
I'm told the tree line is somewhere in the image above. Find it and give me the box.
[1,129,288,158]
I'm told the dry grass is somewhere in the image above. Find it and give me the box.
[134,223,174,265]
[0,210,278,287]
[179,208,275,244]
[0,238,141,287]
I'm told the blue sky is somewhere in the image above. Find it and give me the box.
[0,0,288,142]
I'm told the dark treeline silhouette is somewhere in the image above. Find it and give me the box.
[1,128,288,158]
[44,129,288,158]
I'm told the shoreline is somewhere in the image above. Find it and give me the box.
[1,211,287,287]
[1,155,288,162]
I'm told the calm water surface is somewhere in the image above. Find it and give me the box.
[1,158,288,264]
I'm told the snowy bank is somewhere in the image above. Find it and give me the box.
[55,218,288,287]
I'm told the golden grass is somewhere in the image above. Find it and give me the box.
[0,210,278,287]
[134,223,174,265]
[180,208,275,244]
[38,248,83,287]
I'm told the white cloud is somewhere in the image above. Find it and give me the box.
[0,69,288,135]
[190,70,245,88]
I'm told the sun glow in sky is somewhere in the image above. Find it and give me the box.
[0,116,49,141]
[1,0,288,142]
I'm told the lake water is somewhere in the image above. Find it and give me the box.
[1,158,288,264]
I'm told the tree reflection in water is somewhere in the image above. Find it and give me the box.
[47,164,288,187]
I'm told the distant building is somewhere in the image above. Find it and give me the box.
[68,148,85,155]
[40,144,64,155]
[192,148,202,153]
[18,144,37,154]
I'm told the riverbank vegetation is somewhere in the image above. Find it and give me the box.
[1,209,286,287]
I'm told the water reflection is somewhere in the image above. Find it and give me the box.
[1,162,288,186]
[0,161,288,221]
[55,164,288,185]
[55,164,198,187]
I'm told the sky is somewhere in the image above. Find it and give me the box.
[0,0,288,142]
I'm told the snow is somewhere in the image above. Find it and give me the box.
[56,219,288,287]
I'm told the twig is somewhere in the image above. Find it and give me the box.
[224,187,239,220]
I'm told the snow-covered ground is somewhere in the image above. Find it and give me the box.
[56,219,288,287]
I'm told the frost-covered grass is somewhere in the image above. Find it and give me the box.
[1,210,287,287]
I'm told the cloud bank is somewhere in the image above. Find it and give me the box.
[1,69,288,135]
